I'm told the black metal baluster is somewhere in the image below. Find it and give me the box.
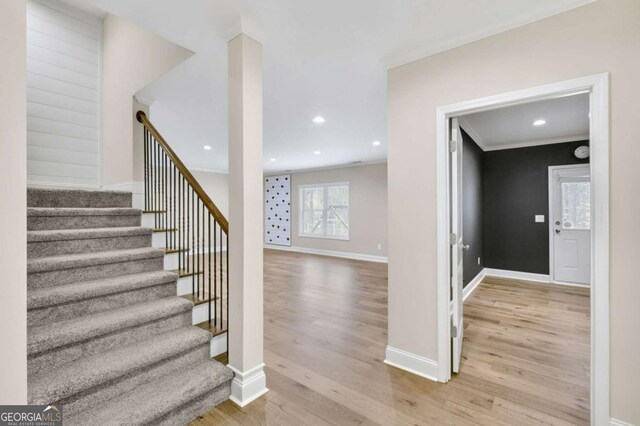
[150,135,154,214]
[201,201,205,302]
[219,225,223,329]
[143,129,148,210]
[173,165,176,251]
[192,188,195,296]
[213,220,217,328]
[155,138,160,228]
[225,232,229,334]
[197,198,201,300]
[208,213,212,325]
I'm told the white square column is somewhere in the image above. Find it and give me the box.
[227,33,268,407]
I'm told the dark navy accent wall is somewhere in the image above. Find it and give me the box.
[482,141,589,274]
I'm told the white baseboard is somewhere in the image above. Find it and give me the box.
[610,418,636,426]
[384,346,439,382]
[483,267,590,288]
[264,244,388,263]
[228,363,269,407]
[484,268,550,283]
[463,268,485,301]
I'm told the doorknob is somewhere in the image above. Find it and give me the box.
[555,229,561,234]
[461,243,470,250]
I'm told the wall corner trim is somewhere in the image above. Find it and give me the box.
[610,418,636,426]
[384,346,439,382]
[227,363,269,407]
[463,268,485,301]
[264,244,388,263]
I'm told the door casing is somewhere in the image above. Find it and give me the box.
[435,73,610,426]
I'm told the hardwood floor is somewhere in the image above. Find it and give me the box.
[190,251,590,425]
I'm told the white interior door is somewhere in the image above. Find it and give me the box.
[450,118,464,373]
[551,165,591,285]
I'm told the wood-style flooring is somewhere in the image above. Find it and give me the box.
[191,251,590,425]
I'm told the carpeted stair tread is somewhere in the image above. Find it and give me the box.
[28,188,131,208]
[66,359,233,426]
[28,270,178,309]
[27,207,141,217]
[27,247,164,274]
[28,297,193,356]
[28,227,152,242]
[28,327,217,405]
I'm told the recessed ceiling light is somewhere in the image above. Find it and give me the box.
[312,116,325,124]
[533,119,546,126]
[313,151,321,155]
[270,158,276,162]
[372,140,381,146]
[203,145,212,151]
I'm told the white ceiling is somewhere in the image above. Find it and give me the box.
[460,93,590,151]
[66,0,595,173]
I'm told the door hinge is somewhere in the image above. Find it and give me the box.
[449,140,457,152]
[449,233,457,245]
[451,323,458,338]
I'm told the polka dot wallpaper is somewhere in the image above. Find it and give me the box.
[264,174,291,246]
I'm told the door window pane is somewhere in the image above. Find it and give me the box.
[561,181,591,230]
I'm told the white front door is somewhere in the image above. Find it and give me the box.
[550,165,591,285]
[450,118,464,373]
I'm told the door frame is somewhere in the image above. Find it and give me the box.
[435,73,609,426]
[548,164,591,287]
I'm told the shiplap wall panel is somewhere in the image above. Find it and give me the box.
[27,0,102,187]
[28,131,99,153]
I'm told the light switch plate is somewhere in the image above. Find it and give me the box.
[535,215,545,223]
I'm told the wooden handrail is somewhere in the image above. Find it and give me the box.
[136,111,229,233]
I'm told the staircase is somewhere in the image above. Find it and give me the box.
[27,188,233,425]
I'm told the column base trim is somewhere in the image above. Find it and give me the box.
[227,363,269,407]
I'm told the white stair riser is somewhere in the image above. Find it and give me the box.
[152,232,166,248]
[177,276,192,296]
[211,333,227,358]
[141,213,155,228]
[164,253,179,270]
[193,303,214,324]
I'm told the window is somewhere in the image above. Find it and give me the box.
[299,182,349,240]
[561,181,591,230]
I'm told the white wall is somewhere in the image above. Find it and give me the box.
[0,0,27,404]
[272,163,388,258]
[190,169,229,218]
[102,14,192,186]
[387,0,639,423]
[27,0,102,187]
